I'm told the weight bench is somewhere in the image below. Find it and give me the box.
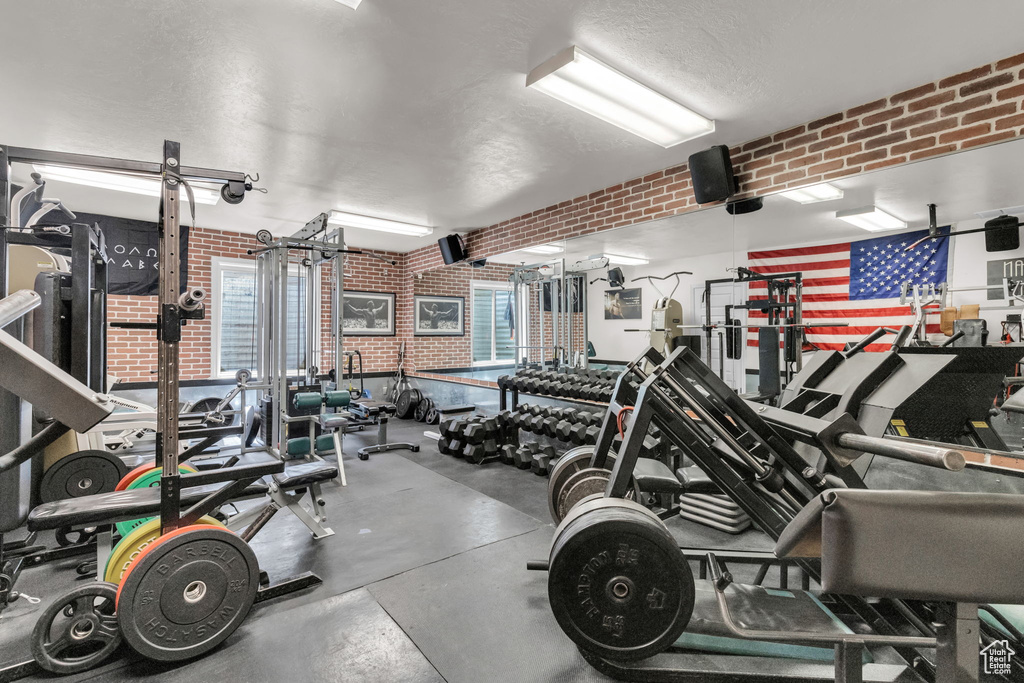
[226,459,340,540]
[710,488,1024,683]
[350,400,419,460]
[28,460,281,578]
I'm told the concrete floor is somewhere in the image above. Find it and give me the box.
[0,417,773,683]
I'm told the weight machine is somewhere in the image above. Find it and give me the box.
[0,142,324,678]
[510,256,593,370]
[625,270,692,357]
[534,344,1023,682]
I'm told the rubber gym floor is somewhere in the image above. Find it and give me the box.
[0,417,774,683]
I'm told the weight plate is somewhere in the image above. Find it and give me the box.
[116,463,155,491]
[396,390,414,419]
[40,451,128,503]
[554,464,639,524]
[547,447,596,523]
[115,466,199,538]
[413,398,429,422]
[31,582,122,674]
[547,498,694,661]
[425,406,440,425]
[413,389,423,404]
[187,397,237,427]
[55,526,98,548]
[117,525,259,662]
[104,516,224,585]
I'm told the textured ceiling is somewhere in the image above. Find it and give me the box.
[5,0,1024,252]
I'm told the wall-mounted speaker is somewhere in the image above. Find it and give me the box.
[688,145,736,204]
[984,215,1020,253]
[438,234,467,264]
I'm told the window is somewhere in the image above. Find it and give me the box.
[211,259,308,378]
[472,281,515,365]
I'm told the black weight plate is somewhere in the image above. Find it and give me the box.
[117,526,259,662]
[548,499,694,661]
[187,397,237,427]
[426,406,440,425]
[414,398,430,422]
[41,451,128,503]
[32,582,121,674]
[547,447,596,523]
[396,390,414,419]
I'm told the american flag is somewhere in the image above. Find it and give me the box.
[746,227,950,352]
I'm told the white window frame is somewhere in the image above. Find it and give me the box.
[210,257,307,379]
[471,280,514,367]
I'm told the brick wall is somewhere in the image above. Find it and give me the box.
[404,50,1024,276]
[110,49,1024,380]
[410,262,514,369]
[107,226,405,383]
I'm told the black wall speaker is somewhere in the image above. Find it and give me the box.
[985,215,1020,252]
[688,145,736,204]
[438,234,467,264]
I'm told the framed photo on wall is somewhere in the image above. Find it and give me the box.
[604,288,642,319]
[414,295,464,336]
[342,291,396,336]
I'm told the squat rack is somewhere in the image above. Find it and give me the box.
[0,141,252,536]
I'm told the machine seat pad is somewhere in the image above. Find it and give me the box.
[319,413,348,429]
[273,461,339,488]
[633,458,684,494]
[28,480,269,531]
[782,489,1024,605]
[675,466,722,495]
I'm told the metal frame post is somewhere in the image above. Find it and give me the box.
[157,140,183,535]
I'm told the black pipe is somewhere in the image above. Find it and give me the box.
[0,422,71,474]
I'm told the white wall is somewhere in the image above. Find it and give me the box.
[585,219,1024,365]
[586,250,737,361]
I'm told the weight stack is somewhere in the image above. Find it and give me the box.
[677,493,751,534]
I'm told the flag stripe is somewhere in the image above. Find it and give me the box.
[745,229,950,353]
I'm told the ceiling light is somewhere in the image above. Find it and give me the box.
[835,206,906,232]
[780,183,844,204]
[526,46,715,148]
[600,253,649,266]
[521,244,563,255]
[328,210,433,237]
[334,0,361,8]
[33,164,220,205]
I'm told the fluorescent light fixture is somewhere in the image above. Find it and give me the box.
[526,46,714,148]
[521,243,563,255]
[835,205,906,232]
[601,253,649,266]
[780,183,844,204]
[328,210,432,237]
[334,0,361,8]
[33,164,220,205]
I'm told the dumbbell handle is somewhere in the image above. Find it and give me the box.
[836,432,965,471]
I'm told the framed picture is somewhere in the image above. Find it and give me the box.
[604,288,643,320]
[414,295,464,336]
[342,291,396,336]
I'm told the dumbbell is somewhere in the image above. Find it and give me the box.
[499,444,518,466]
[540,414,561,438]
[513,444,539,470]
[554,420,573,442]
[531,445,559,476]
[527,414,546,434]
[464,423,486,446]
[569,423,601,445]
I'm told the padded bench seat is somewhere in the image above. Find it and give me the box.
[273,461,339,489]
[676,466,722,495]
[633,458,684,494]
[28,480,270,531]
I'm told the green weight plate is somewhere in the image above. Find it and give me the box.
[117,526,258,662]
[114,466,196,538]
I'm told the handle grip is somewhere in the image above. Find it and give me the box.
[836,432,965,471]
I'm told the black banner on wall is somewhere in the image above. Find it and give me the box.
[70,211,189,295]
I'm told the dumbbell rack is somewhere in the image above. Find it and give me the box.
[497,367,619,411]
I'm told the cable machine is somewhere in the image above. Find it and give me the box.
[510,257,592,370]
